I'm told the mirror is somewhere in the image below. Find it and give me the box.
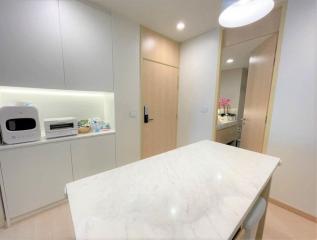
[214,7,282,152]
[215,35,274,147]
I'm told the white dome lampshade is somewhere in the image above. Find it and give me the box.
[219,0,275,28]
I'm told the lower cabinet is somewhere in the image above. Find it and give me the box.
[216,125,239,144]
[71,134,116,180]
[0,133,116,221]
[0,142,73,219]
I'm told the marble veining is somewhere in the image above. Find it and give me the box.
[66,140,279,239]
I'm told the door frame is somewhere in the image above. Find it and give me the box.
[212,2,288,154]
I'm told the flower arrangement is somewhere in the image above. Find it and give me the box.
[219,97,231,115]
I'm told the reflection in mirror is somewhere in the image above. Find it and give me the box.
[215,6,282,152]
[216,35,272,147]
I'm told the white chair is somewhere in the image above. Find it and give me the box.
[239,197,267,240]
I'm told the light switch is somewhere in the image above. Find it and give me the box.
[129,111,137,118]
[200,105,209,114]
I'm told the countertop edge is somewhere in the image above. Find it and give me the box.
[0,130,116,151]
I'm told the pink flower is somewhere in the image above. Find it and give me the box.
[219,97,231,107]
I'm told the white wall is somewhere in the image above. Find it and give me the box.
[220,68,243,111]
[267,0,317,217]
[112,14,141,166]
[177,29,220,146]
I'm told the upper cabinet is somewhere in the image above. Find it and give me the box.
[59,1,113,92]
[0,0,65,89]
[0,0,113,92]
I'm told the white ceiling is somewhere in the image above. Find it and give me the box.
[221,35,271,70]
[89,0,285,42]
[89,0,221,42]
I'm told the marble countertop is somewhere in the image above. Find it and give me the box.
[66,140,279,240]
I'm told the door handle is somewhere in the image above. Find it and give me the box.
[144,106,154,123]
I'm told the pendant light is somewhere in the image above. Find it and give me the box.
[219,0,275,28]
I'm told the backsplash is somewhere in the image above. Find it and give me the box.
[0,87,115,133]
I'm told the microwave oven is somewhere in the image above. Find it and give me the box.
[0,106,41,145]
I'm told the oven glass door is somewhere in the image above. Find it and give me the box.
[6,118,36,131]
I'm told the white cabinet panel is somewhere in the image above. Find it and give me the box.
[71,134,116,180]
[112,15,141,166]
[59,1,113,91]
[0,0,65,89]
[0,143,73,218]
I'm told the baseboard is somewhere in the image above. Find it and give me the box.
[269,198,317,223]
[1,198,68,228]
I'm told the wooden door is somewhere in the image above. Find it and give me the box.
[142,60,178,158]
[240,34,278,152]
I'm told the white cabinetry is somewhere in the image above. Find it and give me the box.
[0,0,65,89]
[0,142,73,218]
[59,1,113,91]
[71,134,116,180]
[0,132,116,222]
[0,0,113,92]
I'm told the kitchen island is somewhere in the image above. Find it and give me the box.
[66,140,279,239]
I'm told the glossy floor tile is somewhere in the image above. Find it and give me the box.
[0,202,315,240]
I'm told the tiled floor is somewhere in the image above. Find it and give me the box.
[0,202,316,240]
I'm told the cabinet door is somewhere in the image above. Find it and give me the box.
[0,143,73,218]
[0,0,65,89]
[71,134,116,180]
[59,1,113,92]
[216,125,239,144]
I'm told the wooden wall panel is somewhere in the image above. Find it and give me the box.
[141,27,180,158]
[141,27,179,67]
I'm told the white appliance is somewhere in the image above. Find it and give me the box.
[44,117,78,139]
[0,106,41,144]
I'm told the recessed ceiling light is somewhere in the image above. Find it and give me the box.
[176,21,185,31]
[219,0,275,28]
[226,58,234,64]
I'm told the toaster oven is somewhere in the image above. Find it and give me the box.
[0,106,41,144]
[44,117,78,139]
